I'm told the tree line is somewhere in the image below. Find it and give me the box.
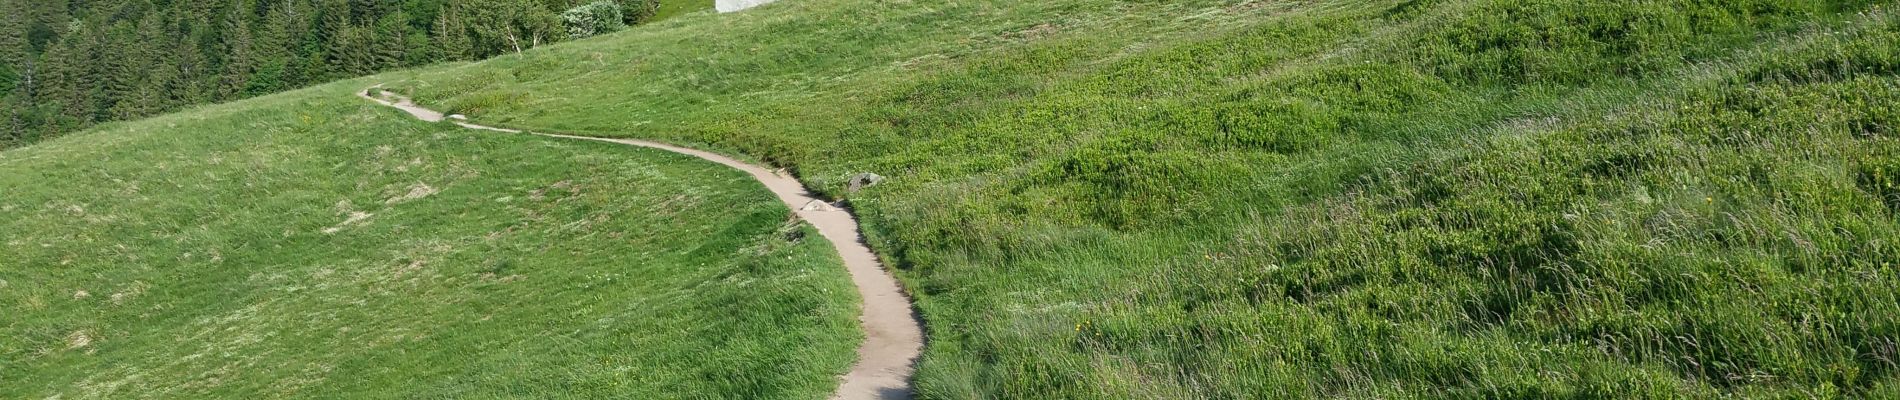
[0,0,657,147]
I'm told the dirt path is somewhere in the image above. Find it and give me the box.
[360,87,922,400]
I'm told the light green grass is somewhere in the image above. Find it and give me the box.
[393,0,1900,397]
[653,0,714,22]
[0,81,859,399]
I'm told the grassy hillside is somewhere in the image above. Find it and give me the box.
[655,0,716,22]
[392,0,1900,397]
[0,82,858,399]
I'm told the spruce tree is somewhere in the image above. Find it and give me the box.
[1,0,35,144]
[432,8,471,61]
[370,10,409,69]
[1,1,24,102]
[331,25,374,76]
[101,18,151,120]
[314,0,353,80]
[38,21,100,124]
[252,3,301,94]
[2,0,599,147]
[0,0,27,67]
[171,32,213,106]
[26,0,72,49]
[218,3,258,99]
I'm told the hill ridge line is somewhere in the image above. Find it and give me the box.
[359,87,922,400]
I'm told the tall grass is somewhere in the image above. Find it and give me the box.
[343,0,1900,397]
[0,82,859,399]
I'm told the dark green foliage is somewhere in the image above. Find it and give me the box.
[562,0,628,39]
[0,63,14,97]
[619,0,663,25]
[0,0,708,148]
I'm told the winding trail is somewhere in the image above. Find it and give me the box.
[360,88,922,400]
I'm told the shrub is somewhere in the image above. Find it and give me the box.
[619,0,662,25]
[562,0,628,39]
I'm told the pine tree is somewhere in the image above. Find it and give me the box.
[101,18,153,120]
[0,0,28,67]
[1,0,25,100]
[217,3,258,99]
[1,0,36,144]
[314,0,353,80]
[38,20,101,124]
[331,25,374,76]
[26,0,72,49]
[3,0,590,148]
[402,28,437,66]
[171,33,212,106]
[369,10,410,69]
[432,7,471,60]
[5,57,50,144]
[250,3,301,94]
[0,62,20,145]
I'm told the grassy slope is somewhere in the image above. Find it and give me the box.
[398,0,1900,397]
[0,81,859,399]
[654,0,714,22]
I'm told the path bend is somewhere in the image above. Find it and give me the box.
[360,87,923,400]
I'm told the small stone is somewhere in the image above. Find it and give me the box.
[799,200,835,212]
[448,114,469,120]
[846,173,886,193]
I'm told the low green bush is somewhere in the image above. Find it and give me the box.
[619,0,662,24]
[562,0,628,39]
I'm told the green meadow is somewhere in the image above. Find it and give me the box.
[4,0,1898,398]
[0,82,859,399]
[395,0,1900,397]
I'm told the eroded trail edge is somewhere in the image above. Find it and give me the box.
[360,88,922,400]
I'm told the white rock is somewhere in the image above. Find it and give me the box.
[847,172,886,193]
[718,0,779,13]
[799,200,835,212]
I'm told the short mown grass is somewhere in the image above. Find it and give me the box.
[395,0,1900,397]
[0,81,859,399]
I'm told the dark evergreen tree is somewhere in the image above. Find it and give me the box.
[330,25,374,76]
[312,0,351,81]
[1,0,27,101]
[37,21,99,124]
[3,0,591,148]
[101,17,151,119]
[370,10,410,69]
[432,7,471,60]
[0,0,27,66]
[217,2,258,99]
